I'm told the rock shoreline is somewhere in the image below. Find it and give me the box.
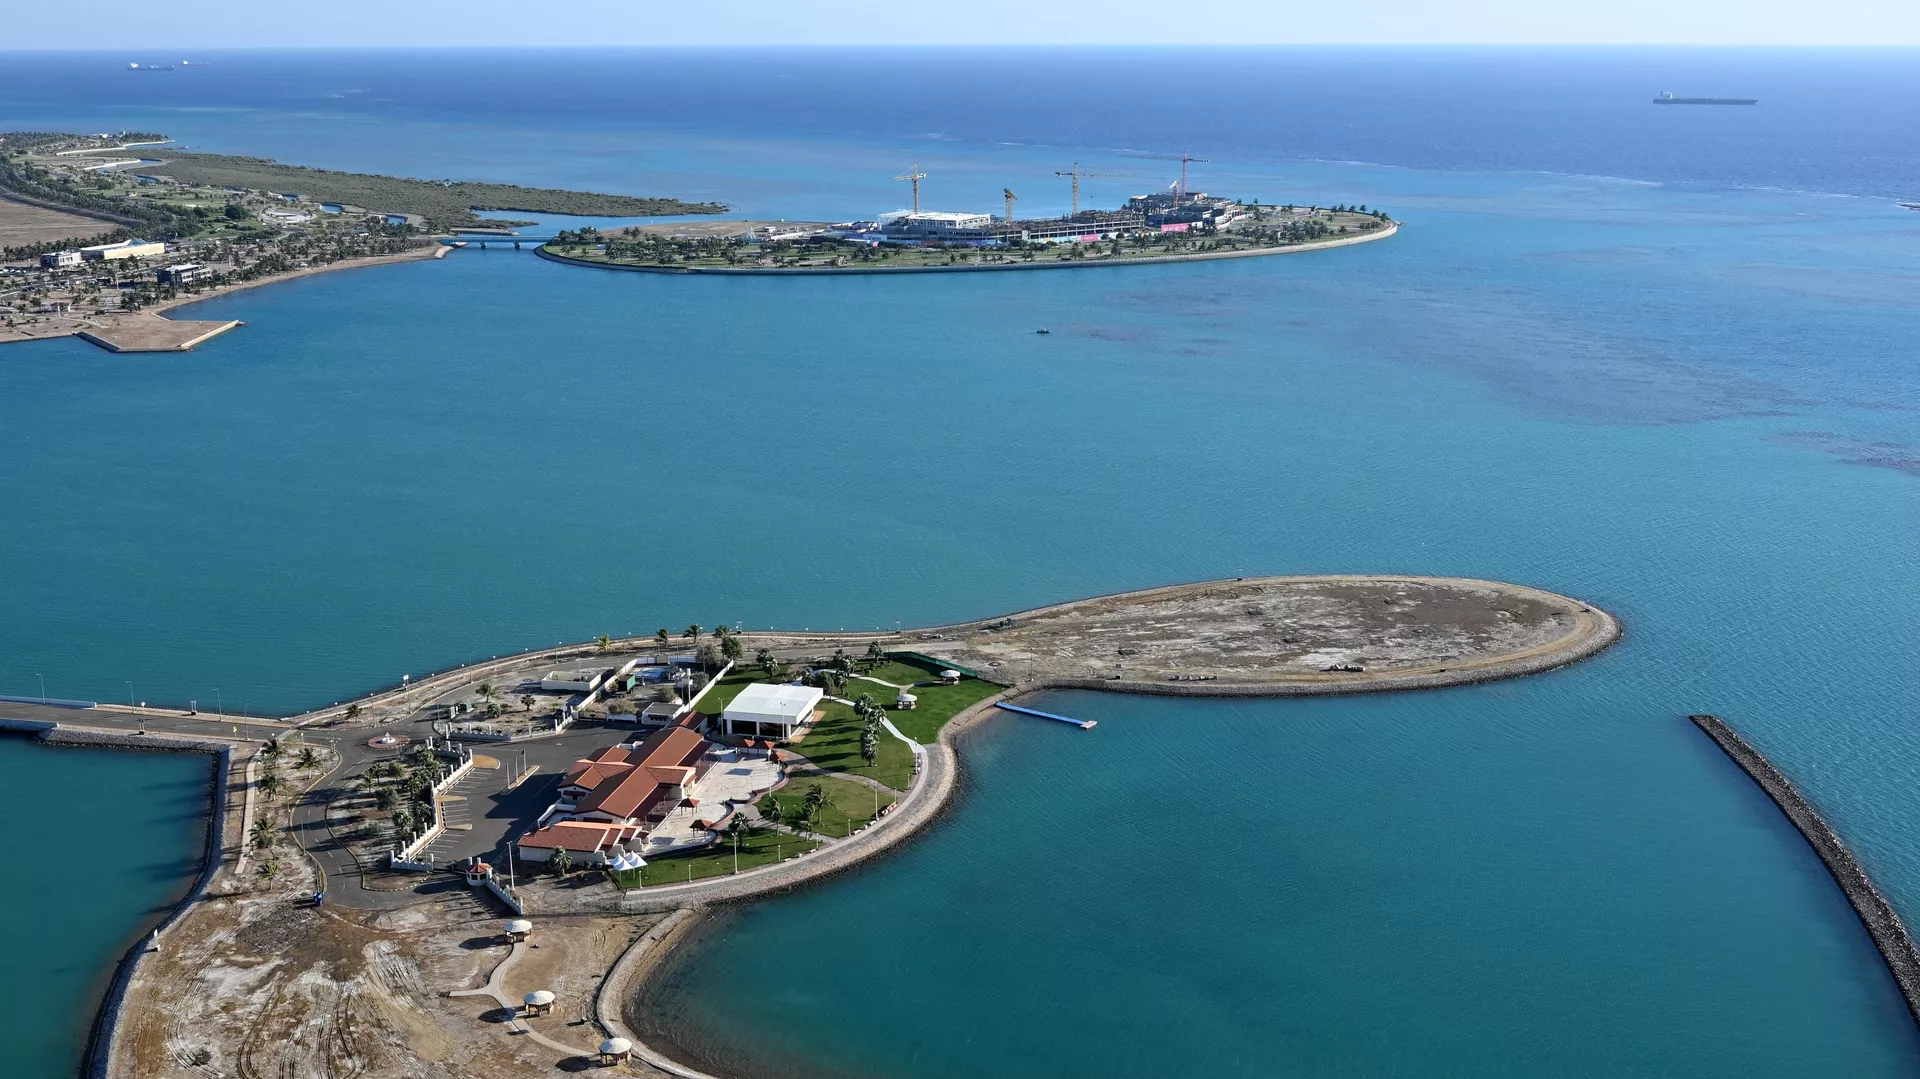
[1689,713,1920,1026]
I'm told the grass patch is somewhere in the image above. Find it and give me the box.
[608,827,819,888]
[882,677,1003,744]
[765,775,895,839]
[690,669,764,716]
[794,700,916,790]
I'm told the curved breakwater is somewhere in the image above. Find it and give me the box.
[1689,713,1920,1026]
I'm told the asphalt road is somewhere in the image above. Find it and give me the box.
[1,700,644,909]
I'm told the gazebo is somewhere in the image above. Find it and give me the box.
[599,1037,634,1064]
[895,691,918,710]
[504,919,533,943]
[522,989,555,1016]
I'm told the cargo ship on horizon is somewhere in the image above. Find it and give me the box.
[1655,91,1757,105]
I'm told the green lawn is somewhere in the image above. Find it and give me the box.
[766,774,895,838]
[690,669,764,716]
[608,827,820,888]
[794,700,916,790]
[846,658,1004,744]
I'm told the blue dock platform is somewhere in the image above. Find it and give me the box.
[994,702,1096,729]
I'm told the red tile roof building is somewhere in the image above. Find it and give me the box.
[518,727,716,863]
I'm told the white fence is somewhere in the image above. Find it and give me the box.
[387,746,475,869]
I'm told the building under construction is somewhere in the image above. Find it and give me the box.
[863,161,1240,247]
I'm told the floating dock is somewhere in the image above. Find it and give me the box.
[994,702,1095,729]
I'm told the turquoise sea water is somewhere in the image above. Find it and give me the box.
[0,741,208,1072]
[5,47,1920,1078]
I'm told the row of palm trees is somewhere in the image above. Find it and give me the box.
[249,737,324,880]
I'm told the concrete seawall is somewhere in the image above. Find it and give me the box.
[1689,713,1920,1026]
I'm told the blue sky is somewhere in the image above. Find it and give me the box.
[13,0,1919,48]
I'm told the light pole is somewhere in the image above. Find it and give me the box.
[37,673,46,705]
[215,689,222,715]
[126,680,135,708]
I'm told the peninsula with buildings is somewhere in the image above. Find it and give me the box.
[540,161,1396,273]
[1,575,1615,1079]
[0,130,722,351]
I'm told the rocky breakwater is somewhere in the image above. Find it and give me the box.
[1689,713,1920,1026]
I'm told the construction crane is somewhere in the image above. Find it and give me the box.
[1122,151,1210,201]
[1175,152,1209,201]
[1053,163,1126,217]
[1003,188,1018,223]
[894,165,927,214]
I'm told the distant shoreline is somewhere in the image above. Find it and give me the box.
[535,221,1398,276]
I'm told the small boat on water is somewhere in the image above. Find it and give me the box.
[1034,328,1051,335]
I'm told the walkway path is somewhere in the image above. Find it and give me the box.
[448,939,597,1058]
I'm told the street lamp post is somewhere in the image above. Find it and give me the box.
[37,673,46,705]
[126,680,135,708]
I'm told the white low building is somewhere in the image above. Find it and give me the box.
[722,683,824,740]
[540,670,602,693]
[80,239,166,262]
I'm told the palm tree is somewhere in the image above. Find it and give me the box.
[684,624,701,642]
[476,681,497,705]
[726,815,749,873]
[655,628,670,648]
[550,847,574,876]
[249,819,277,852]
[259,738,281,761]
[802,783,826,829]
[595,634,612,653]
[296,747,320,770]
[860,727,879,767]
[257,859,279,881]
[756,648,776,675]
[520,693,535,712]
[344,703,362,721]
[865,641,885,666]
[256,772,283,801]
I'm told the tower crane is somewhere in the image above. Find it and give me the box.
[1004,188,1018,224]
[1053,162,1122,217]
[894,165,927,214]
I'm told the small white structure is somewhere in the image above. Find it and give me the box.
[940,670,962,685]
[896,692,918,710]
[504,918,532,942]
[540,670,602,693]
[599,1037,634,1063]
[39,250,81,269]
[722,683,824,740]
[522,989,555,1016]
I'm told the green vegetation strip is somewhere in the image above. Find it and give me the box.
[133,151,725,230]
[609,827,820,887]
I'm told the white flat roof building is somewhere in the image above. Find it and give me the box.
[722,683,824,740]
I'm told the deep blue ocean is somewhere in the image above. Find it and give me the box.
[3,47,1920,1078]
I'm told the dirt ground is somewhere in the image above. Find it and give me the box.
[115,858,670,1079]
[0,195,114,246]
[923,575,1605,686]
